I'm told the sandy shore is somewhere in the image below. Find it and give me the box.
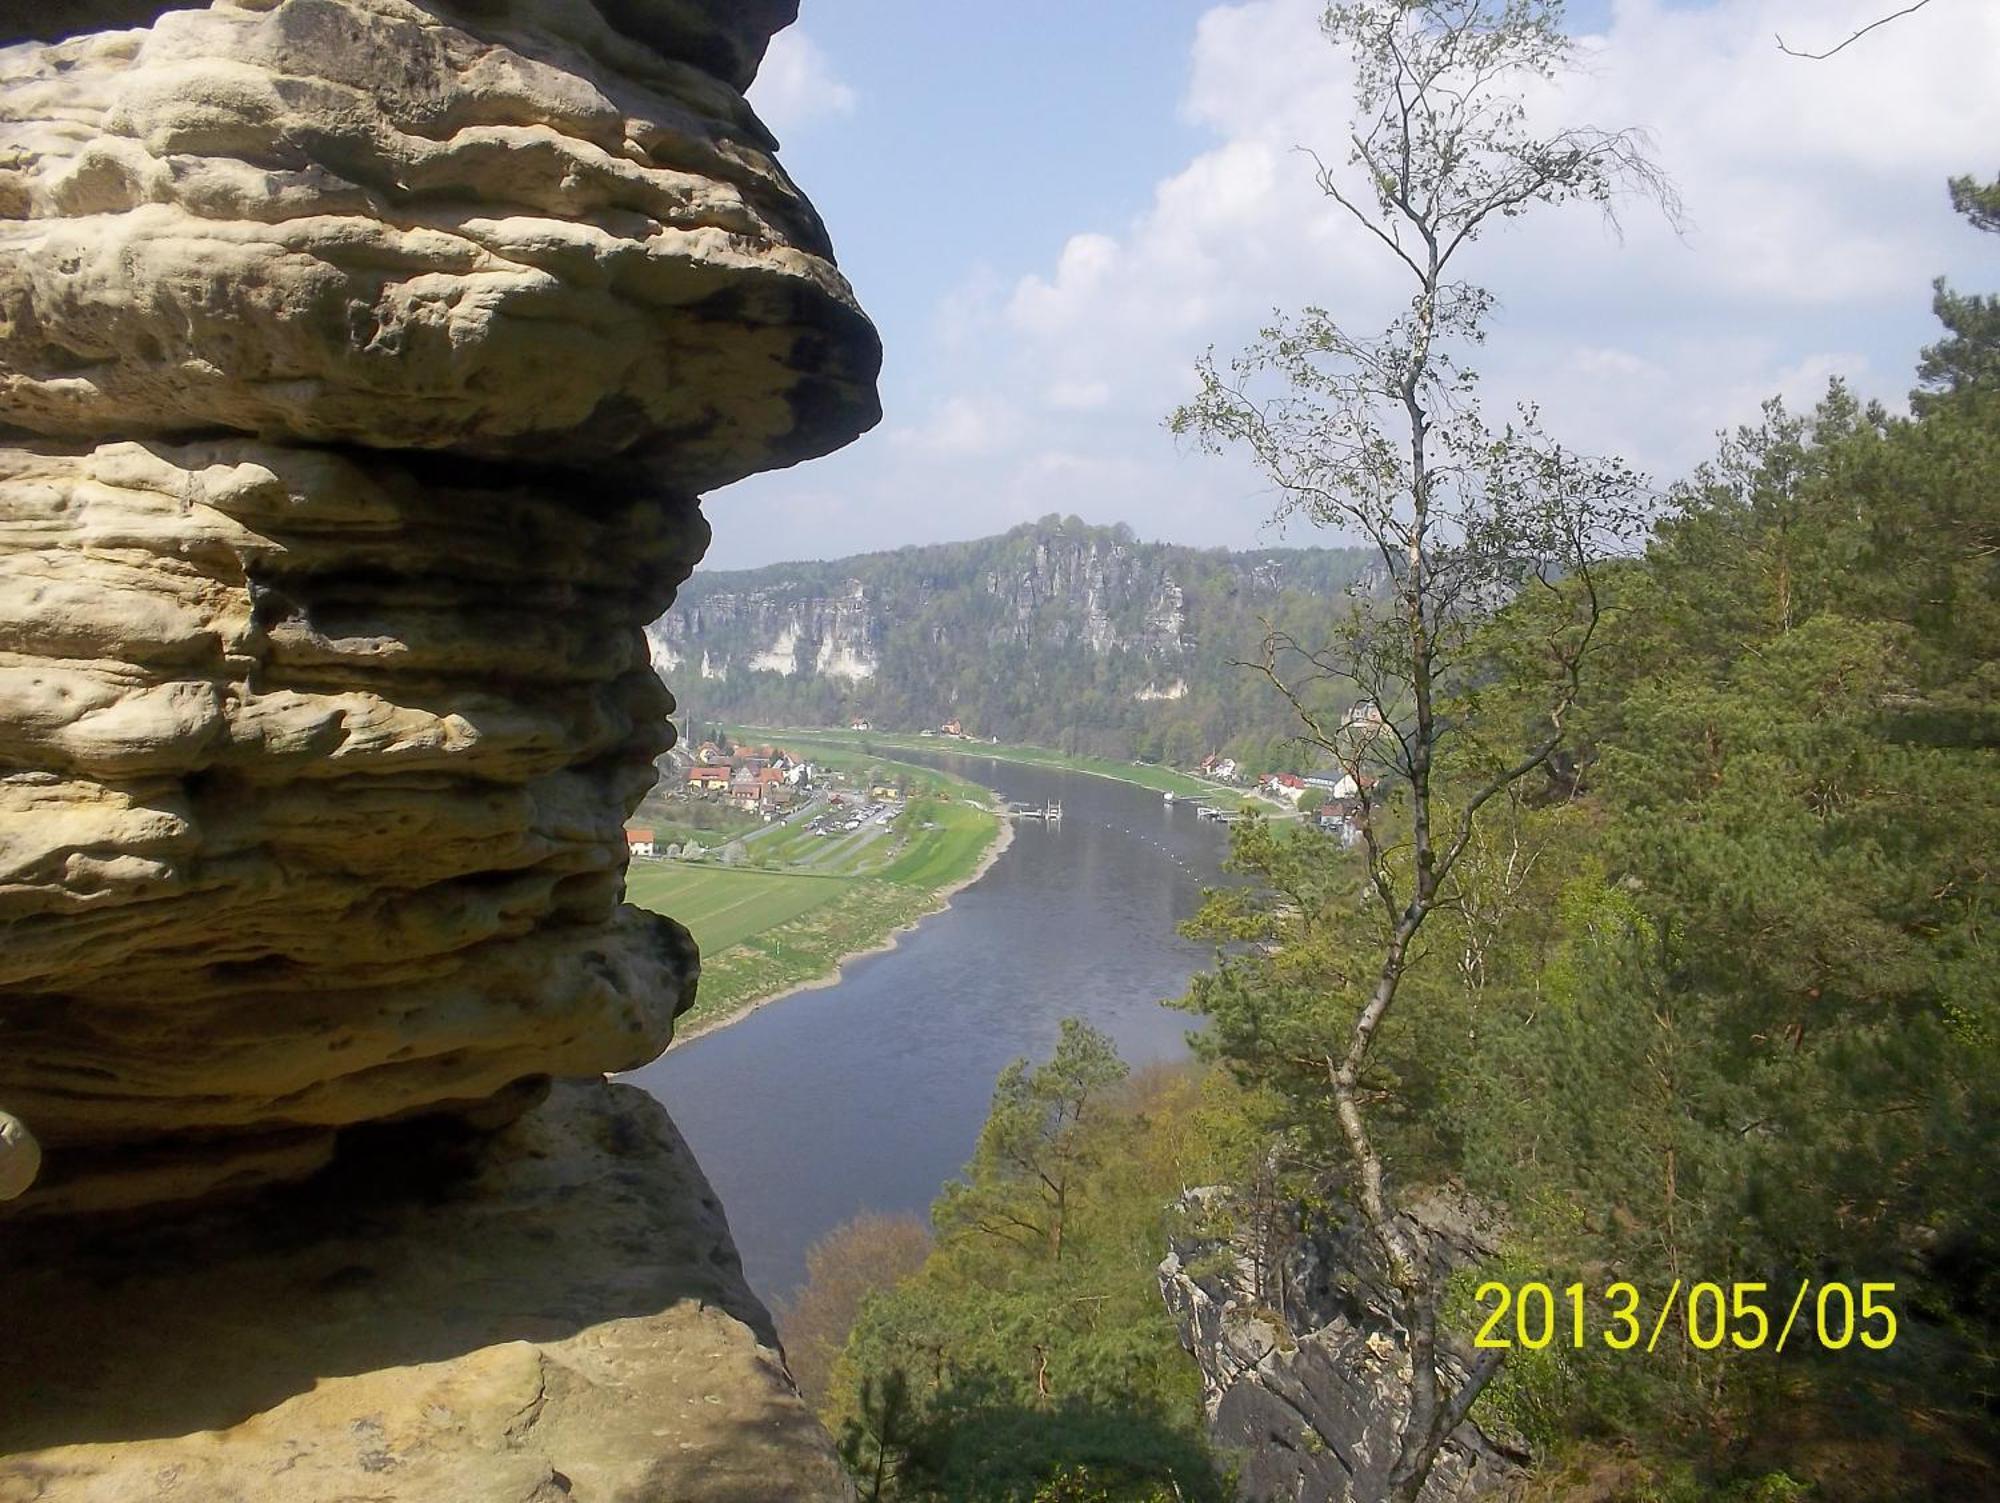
[669,810,1016,1046]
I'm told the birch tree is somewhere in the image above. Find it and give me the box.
[1171,3,1673,1496]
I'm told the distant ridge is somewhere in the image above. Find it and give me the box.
[651,516,1382,762]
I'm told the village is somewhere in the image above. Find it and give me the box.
[623,733,960,868]
[621,700,1387,863]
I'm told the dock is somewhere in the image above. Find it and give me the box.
[1007,800,1064,823]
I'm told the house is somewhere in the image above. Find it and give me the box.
[1258,772,1307,804]
[688,762,732,792]
[624,827,657,858]
[722,765,787,814]
[870,784,900,801]
[1339,703,1388,755]
[1315,805,1364,848]
[941,718,963,737]
[1200,755,1239,781]
[695,741,725,764]
[850,718,872,732]
[1305,769,1360,799]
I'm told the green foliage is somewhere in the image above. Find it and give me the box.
[1916,173,2000,412]
[934,1020,1128,1265]
[823,1041,1272,1501]
[1176,250,2000,1497]
[827,179,1999,1502]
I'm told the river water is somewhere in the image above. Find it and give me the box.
[626,756,1235,1302]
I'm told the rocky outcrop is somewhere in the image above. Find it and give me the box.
[656,577,881,682]
[0,0,881,1216]
[0,1080,854,1501]
[1159,1188,1528,1503]
[0,1,875,1492]
[0,1109,38,1201]
[0,0,876,484]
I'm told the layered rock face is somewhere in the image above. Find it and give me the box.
[0,0,880,1214]
[1160,1188,1528,1503]
[1,0,878,1494]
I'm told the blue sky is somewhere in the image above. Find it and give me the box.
[705,0,1997,569]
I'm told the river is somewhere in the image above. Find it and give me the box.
[625,756,1236,1302]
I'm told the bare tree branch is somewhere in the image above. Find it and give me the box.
[1776,0,1936,60]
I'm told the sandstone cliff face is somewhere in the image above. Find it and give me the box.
[0,2,877,1494]
[0,0,880,1215]
[1159,1189,1528,1503]
[0,0,875,483]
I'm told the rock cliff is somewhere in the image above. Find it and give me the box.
[1159,1188,1528,1503]
[0,0,878,1214]
[650,517,1380,752]
[0,0,879,1495]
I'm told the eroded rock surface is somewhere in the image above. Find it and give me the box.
[1159,1188,1528,1503]
[0,0,876,484]
[0,1081,853,1501]
[0,0,881,1216]
[0,437,708,1210]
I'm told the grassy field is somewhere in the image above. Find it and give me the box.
[876,797,997,886]
[625,756,1008,1033]
[740,726,1268,812]
[623,864,847,954]
[667,880,949,1031]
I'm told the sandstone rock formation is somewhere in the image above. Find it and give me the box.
[1159,1188,1528,1503]
[1,1,876,1493]
[0,0,881,1216]
[0,0,875,483]
[0,1109,38,1200]
[0,1080,854,1502]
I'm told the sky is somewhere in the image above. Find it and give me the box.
[701,0,1999,570]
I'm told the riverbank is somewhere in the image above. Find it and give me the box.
[626,748,1225,1302]
[668,814,1013,1045]
[736,726,1276,813]
[627,753,1013,1040]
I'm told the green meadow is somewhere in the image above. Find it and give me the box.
[625,764,1006,1032]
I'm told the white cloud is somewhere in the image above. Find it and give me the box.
[986,0,1998,505]
[749,28,857,137]
[714,0,2000,567]
[1046,379,1112,412]
[887,396,1018,457]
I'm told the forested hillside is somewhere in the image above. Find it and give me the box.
[1169,225,2000,1496]
[649,519,1379,761]
[790,176,2000,1502]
